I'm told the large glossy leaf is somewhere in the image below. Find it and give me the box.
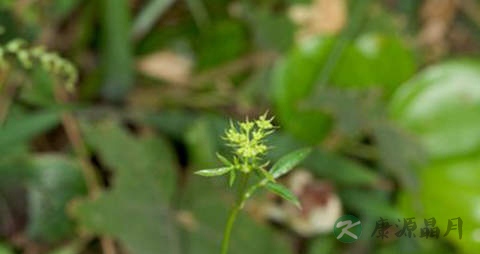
[27,155,87,242]
[73,121,179,254]
[398,155,480,254]
[390,60,480,159]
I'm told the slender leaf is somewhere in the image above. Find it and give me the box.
[101,0,134,101]
[0,110,60,149]
[270,147,312,178]
[229,170,235,187]
[132,0,175,40]
[195,167,232,177]
[216,152,232,166]
[266,182,301,209]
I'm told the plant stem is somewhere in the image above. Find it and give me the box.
[54,83,116,254]
[221,173,250,254]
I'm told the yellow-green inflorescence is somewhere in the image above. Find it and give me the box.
[195,112,277,186]
[0,39,78,91]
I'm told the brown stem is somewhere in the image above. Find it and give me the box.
[53,84,116,254]
[0,67,14,126]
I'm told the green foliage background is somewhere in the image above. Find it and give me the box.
[0,0,480,253]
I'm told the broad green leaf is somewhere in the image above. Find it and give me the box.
[272,36,334,143]
[101,0,134,101]
[73,121,179,254]
[0,110,60,149]
[27,155,87,242]
[195,167,232,176]
[270,147,312,178]
[265,182,301,208]
[398,155,480,254]
[390,60,480,159]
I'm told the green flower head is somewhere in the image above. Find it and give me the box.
[223,113,275,163]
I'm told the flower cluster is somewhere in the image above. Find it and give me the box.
[195,112,277,186]
[0,39,78,90]
[224,112,275,161]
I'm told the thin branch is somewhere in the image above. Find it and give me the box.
[0,68,15,126]
[53,83,116,254]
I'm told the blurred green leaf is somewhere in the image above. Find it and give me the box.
[273,34,415,143]
[196,20,247,69]
[272,36,335,144]
[340,189,401,218]
[50,0,81,20]
[308,236,336,254]
[305,149,378,186]
[101,0,134,101]
[19,68,55,106]
[184,115,228,169]
[27,155,87,242]
[74,121,179,253]
[132,0,175,40]
[266,182,301,208]
[270,147,312,178]
[48,245,78,254]
[143,110,199,140]
[390,60,480,159]
[246,8,294,52]
[398,155,480,254]
[373,122,425,186]
[332,33,416,91]
[0,243,13,254]
[0,110,60,149]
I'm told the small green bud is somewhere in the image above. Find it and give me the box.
[240,120,254,132]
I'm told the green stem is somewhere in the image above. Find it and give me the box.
[221,173,250,254]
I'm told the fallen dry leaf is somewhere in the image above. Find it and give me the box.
[137,51,193,85]
[289,0,347,41]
